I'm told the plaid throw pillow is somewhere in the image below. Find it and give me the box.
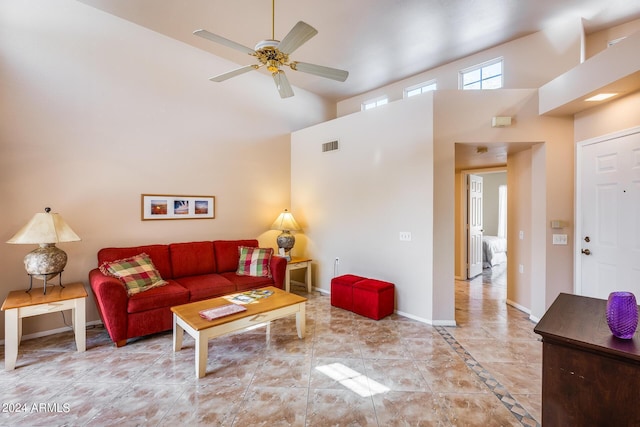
[236,246,273,278]
[99,253,168,296]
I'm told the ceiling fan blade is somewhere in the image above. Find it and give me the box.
[273,71,294,98]
[193,29,255,55]
[209,65,260,82]
[277,21,318,55]
[290,61,349,82]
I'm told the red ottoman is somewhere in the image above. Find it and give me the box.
[352,279,395,320]
[331,274,366,311]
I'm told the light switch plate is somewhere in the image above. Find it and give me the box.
[552,234,568,245]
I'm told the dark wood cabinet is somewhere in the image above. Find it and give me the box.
[534,293,640,426]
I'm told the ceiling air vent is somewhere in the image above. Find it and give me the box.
[322,140,339,152]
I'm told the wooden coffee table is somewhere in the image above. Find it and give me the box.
[171,286,307,378]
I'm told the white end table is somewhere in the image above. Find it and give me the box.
[2,282,87,370]
[285,257,312,293]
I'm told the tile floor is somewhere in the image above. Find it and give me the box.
[0,266,541,426]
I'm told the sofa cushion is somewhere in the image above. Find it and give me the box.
[214,239,259,273]
[99,253,168,296]
[237,246,273,278]
[176,274,236,302]
[127,280,189,314]
[98,245,172,279]
[169,241,216,278]
[219,271,274,292]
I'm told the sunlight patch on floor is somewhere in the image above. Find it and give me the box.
[315,363,390,397]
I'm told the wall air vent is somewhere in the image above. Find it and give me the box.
[322,140,339,152]
[607,36,626,47]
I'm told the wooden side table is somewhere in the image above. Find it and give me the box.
[1,282,87,370]
[285,257,312,293]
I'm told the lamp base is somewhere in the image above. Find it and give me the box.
[27,272,65,295]
[23,243,68,295]
[276,231,295,255]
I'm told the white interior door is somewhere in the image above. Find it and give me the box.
[468,174,484,278]
[578,129,640,298]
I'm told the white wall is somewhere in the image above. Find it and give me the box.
[480,172,507,237]
[0,0,332,339]
[291,94,436,323]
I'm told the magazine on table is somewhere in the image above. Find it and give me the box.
[230,289,274,304]
[199,304,247,321]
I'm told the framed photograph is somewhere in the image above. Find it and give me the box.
[141,194,215,220]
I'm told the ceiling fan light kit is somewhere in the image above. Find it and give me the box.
[194,1,348,98]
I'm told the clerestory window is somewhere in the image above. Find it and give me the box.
[361,96,389,111]
[460,58,503,90]
[404,80,437,98]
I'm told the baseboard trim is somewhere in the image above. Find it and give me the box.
[0,320,103,346]
[314,287,456,326]
[506,298,531,314]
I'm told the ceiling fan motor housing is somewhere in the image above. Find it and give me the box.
[254,40,289,73]
[254,39,279,50]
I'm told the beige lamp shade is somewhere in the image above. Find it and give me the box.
[270,209,301,232]
[7,210,81,244]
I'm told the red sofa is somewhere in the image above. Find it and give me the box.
[88,239,286,347]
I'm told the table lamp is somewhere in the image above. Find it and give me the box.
[7,207,81,294]
[270,209,301,256]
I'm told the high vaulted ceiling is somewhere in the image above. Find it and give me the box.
[79,0,640,102]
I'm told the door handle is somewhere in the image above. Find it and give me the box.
[581,249,591,255]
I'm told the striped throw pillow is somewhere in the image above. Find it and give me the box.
[236,246,273,278]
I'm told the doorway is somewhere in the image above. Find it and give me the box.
[459,168,508,285]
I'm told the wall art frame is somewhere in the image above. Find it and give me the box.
[141,194,215,220]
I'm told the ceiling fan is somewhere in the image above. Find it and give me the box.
[193,0,348,98]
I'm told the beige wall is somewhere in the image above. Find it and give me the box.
[433,90,574,322]
[337,17,583,117]
[585,18,640,59]
[0,0,332,340]
[291,88,574,324]
[574,91,640,141]
[506,150,532,311]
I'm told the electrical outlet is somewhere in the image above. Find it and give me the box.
[519,264,524,274]
[399,232,412,241]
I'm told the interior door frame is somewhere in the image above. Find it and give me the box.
[574,125,640,295]
[458,166,507,280]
